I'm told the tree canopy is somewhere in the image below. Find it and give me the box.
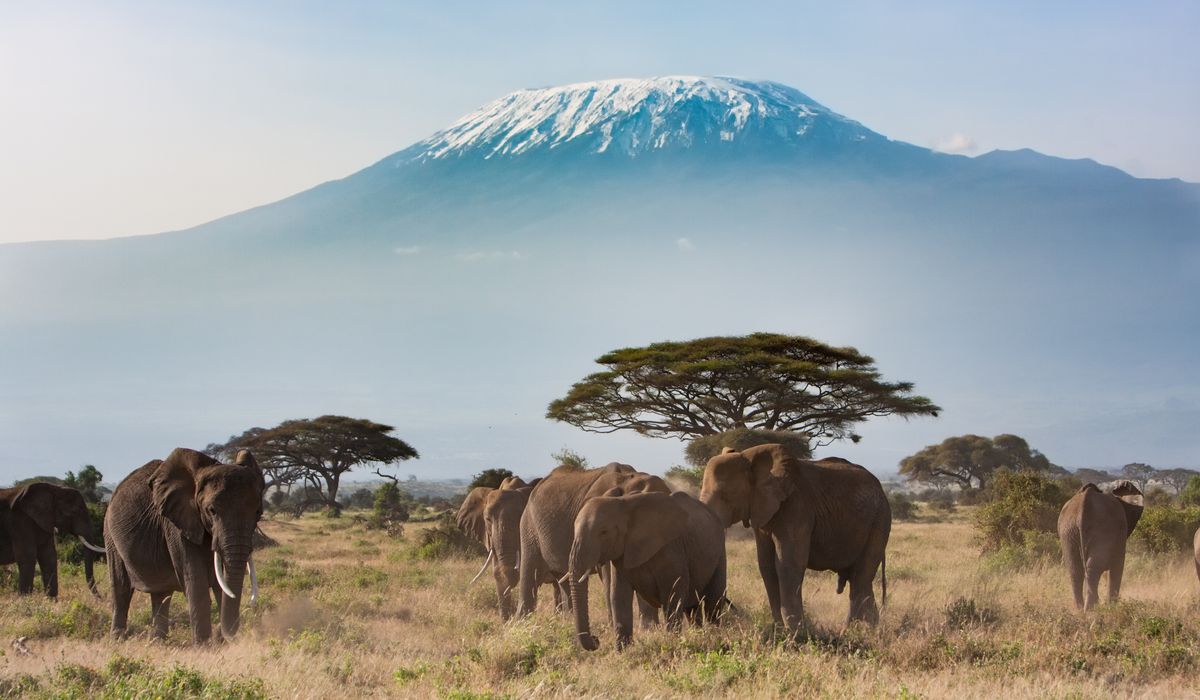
[207,415,418,509]
[1072,468,1117,485]
[469,468,515,489]
[899,434,1055,490]
[683,428,812,467]
[546,333,940,451]
[1160,468,1200,495]
[1120,462,1155,492]
[64,465,107,504]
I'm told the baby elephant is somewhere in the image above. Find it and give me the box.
[568,490,727,651]
[1057,481,1143,610]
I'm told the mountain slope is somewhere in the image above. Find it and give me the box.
[1,76,1197,480]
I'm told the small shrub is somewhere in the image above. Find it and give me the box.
[1180,476,1200,507]
[974,469,1065,553]
[983,529,1060,571]
[1144,487,1173,507]
[665,464,704,491]
[888,492,918,521]
[410,514,486,560]
[366,482,409,535]
[1132,506,1200,554]
[943,597,1000,629]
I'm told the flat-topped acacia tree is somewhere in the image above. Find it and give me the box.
[546,333,940,453]
[208,415,418,509]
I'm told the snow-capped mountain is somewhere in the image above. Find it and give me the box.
[1,76,1197,480]
[409,76,882,162]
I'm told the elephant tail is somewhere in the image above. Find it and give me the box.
[880,554,887,608]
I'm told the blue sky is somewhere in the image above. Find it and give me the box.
[1,1,1197,244]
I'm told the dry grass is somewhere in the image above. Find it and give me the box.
[1,507,1199,698]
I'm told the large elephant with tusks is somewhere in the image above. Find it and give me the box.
[105,448,265,642]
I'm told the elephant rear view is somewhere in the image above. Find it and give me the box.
[1058,481,1143,610]
[105,447,265,642]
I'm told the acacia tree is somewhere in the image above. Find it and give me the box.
[1157,468,1198,495]
[1073,468,1117,485]
[899,434,1054,490]
[546,333,939,451]
[208,415,419,509]
[684,428,812,467]
[1120,462,1156,492]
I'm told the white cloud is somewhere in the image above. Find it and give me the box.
[676,237,695,251]
[932,132,978,154]
[393,245,423,256]
[456,250,525,262]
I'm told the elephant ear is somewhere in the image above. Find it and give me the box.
[456,487,492,545]
[747,445,796,529]
[150,448,220,546]
[623,494,689,569]
[234,449,266,492]
[12,482,57,533]
[1109,481,1144,536]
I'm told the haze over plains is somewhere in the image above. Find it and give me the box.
[1,3,1198,484]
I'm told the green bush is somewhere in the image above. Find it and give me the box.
[888,492,918,521]
[410,514,486,561]
[943,597,1000,629]
[1180,476,1200,507]
[973,469,1066,554]
[1144,487,1173,507]
[665,464,704,490]
[1132,506,1200,554]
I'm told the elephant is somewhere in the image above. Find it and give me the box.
[1057,481,1143,610]
[105,447,265,642]
[568,489,727,650]
[699,444,890,631]
[0,483,106,597]
[455,476,540,619]
[516,462,670,620]
[1194,526,1200,587]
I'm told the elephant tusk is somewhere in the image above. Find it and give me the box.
[469,549,495,585]
[558,572,571,585]
[79,536,107,554]
[577,573,588,584]
[213,551,237,600]
[248,554,258,606]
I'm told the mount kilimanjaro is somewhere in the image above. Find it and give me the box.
[2,76,1198,478]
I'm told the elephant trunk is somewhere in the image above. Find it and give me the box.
[568,539,600,651]
[217,537,253,639]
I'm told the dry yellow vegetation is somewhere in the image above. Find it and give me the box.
[1,507,1198,699]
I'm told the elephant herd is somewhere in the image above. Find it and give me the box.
[456,444,892,649]
[2,443,1197,649]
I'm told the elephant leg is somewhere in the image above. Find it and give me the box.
[109,554,134,639]
[774,530,810,633]
[1083,559,1103,611]
[1107,560,1125,604]
[702,562,728,625]
[516,538,539,618]
[847,569,879,626]
[36,540,58,598]
[636,592,659,629]
[182,552,213,643]
[754,529,783,626]
[150,592,172,639]
[14,539,37,595]
[1064,548,1085,610]
[611,568,635,650]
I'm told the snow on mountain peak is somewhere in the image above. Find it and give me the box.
[410,76,877,162]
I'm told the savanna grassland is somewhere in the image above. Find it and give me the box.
[1,507,1198,699]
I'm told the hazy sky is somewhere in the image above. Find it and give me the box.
[1,1,1197,245]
